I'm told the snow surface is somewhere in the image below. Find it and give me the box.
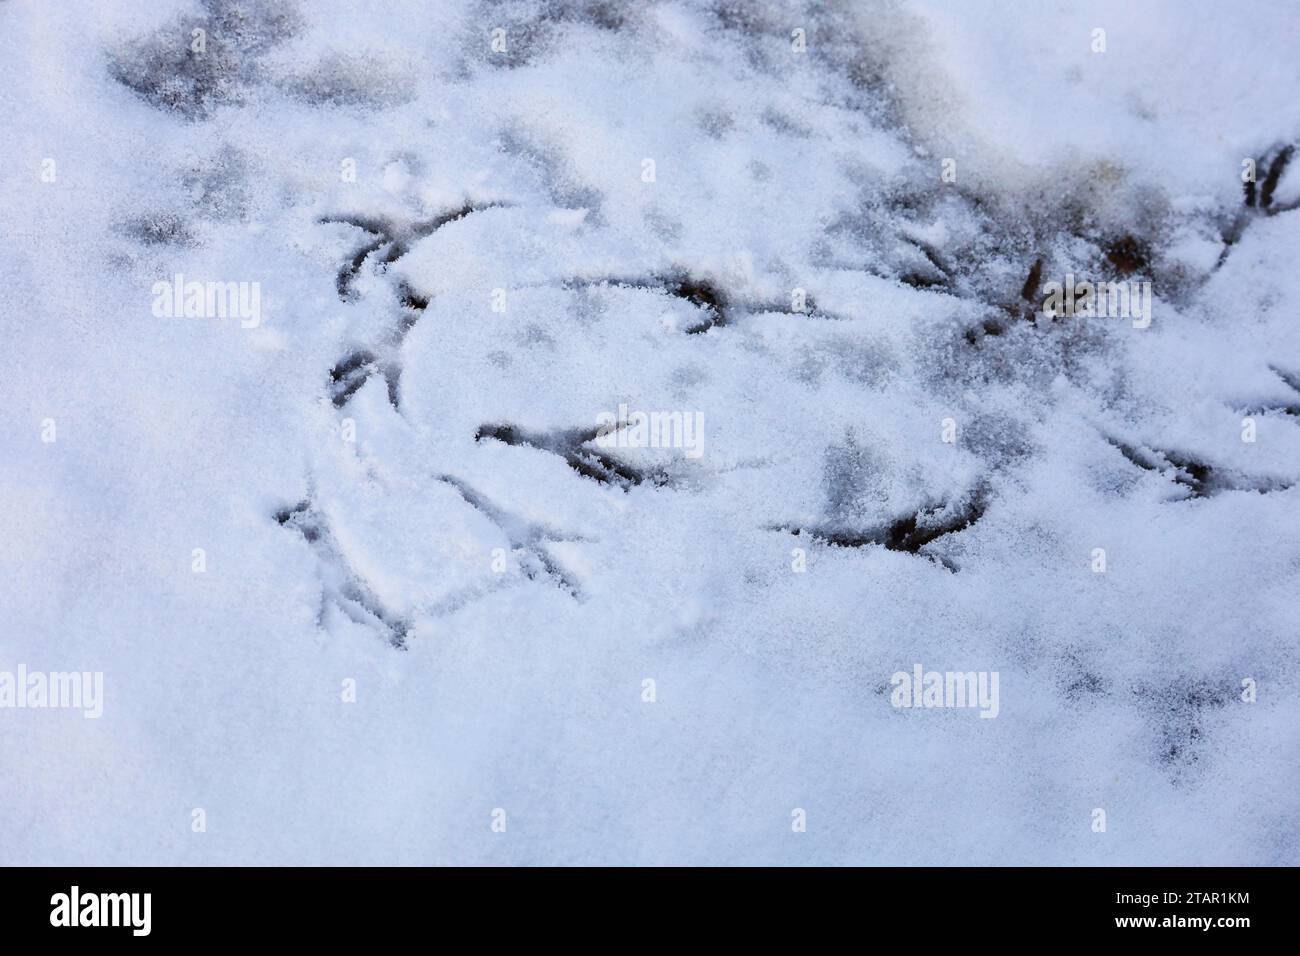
[1,0,1298,864]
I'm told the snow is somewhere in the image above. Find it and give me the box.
[1,0,1298,865]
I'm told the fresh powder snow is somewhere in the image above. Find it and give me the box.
[1,0,1298,865]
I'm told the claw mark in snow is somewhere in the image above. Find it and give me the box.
[435,474,589,597]
[318,202,508,409]
[770,488,989,571]
[273,499,412,647]
[1107,437,1293,498]
[475,422,668,490]
[319,202,508,301]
